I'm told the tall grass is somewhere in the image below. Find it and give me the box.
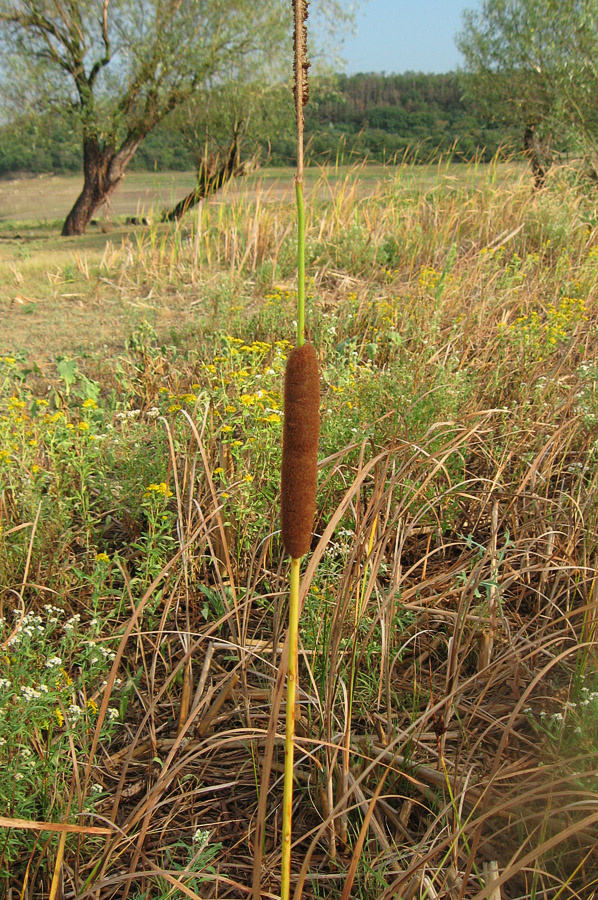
[0,159,597,898]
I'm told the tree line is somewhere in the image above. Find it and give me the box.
[302,71,510,164]
[0,71,513,181]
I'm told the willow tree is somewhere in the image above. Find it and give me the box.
[458,0,598,184]
[0,0,355,235]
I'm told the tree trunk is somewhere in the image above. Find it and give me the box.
[162,135,245,222]
[62,135,140,236]
[523,124,547,190]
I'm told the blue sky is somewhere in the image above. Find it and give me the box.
[341,0,481,74]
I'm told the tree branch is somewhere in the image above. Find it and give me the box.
[161,128,246,222]
[88,0,111,88]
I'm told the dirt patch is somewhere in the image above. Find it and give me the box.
[1,282,198,371]
[0,165,396,225]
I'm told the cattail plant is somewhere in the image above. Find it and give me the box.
[279,2,319,898]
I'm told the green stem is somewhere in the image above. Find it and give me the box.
[281,555,301,900]
[295,179,305,347]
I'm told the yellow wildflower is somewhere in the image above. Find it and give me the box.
[144,482,173,498]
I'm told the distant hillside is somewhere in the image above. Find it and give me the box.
[301,72,510,164]
[0,72,514,176]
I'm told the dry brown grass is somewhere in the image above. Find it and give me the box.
[54,407,596,899]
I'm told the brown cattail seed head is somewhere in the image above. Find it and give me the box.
[281,343,320,558]
[292,0,310,113]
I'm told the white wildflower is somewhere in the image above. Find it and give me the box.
[21,686,41,700]
[193,828,211,850]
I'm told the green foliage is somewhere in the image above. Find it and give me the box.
[303,71,510,165]
[0,606,118,873]
[0,71,513,177]
[458,0,598,174]
[0,112,80,174]
[148,829,223,898]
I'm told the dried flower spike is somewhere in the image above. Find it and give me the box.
[293,0,310,116]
